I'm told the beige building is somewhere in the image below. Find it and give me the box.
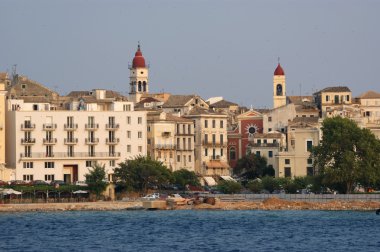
[147,111,195,172]
[5,94,147,183]
[162,94,209,116]
[185,108,230,176]
[276,117,320,178]
[313,86,352,118]
[355,91,380,138]
[0,73,10,180]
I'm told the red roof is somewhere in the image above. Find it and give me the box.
[274,63,285,76]
[132,44,146,68]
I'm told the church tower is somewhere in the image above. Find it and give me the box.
[273,63,286,108]
[129,43,149,103]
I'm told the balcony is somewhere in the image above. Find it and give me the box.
[106,138,120,145]
[64,138,78,145]
[209,155,221,161]
[21,123,35,131]
[20,152,121,160]
[43,124,57,131]
[43,138,57,145]
[85,138,99,145]
[250,142,280,148]
[202,141,227,147]
[85,124,99,130]
[21,138,36,145]
[64,124,78,131]
[155,144,176,150]
[105,124,120,130]
[176,146,193,151]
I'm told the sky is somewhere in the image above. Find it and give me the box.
[1,0,379,108]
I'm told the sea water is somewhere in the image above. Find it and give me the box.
[0,210,379,252]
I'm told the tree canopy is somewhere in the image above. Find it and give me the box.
[85,163,108,199]
[234,154,274,179]
[311,117,380,193]
[172,169,200,189]
[114,156,172,192]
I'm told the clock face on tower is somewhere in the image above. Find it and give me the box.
[276,84,283,96]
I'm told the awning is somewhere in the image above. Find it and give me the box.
[203,176,217,186]
[0,189,22,195]
[206,160,230,169]
[220,176,236,182]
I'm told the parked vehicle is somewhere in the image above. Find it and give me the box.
[10,180,29,186]
[32,180,50,185]
[167,193,194,205]
[142,193,160,200]
[74,181,88,187]
[50,180,66,186]
[0,180,8,186]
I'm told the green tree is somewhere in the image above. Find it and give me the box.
[85,163,108,199]
[311,117,380,193]
[234,154,273,179]
[114,156,172,193]
[217,180,242,194]
[261,176,280,193]
[172,169,200,189]
[246,179,263,193]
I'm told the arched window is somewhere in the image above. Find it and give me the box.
[276,84,283,96]
[143,81,147,92]
[229,147,236,160]
[138,81,142,92]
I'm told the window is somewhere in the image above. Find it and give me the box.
[285,167,291,178]
[138,117,142,124]
[45,174,54,181]
[212,134,216,145]
[127,131,131,139]
[306,140,313,152]
[45,162,55,168]
[268,128,272,132]
[138,131,142,138]
[307,167,314,176]
[147,126,150,132]
[23,162,33,168]
[147,139,151,144]
[169,152,173,159]
[67,146,74,157]
[138,146,142,152]
[346,95,350,102]
[127,116,131,124]
[325,95,329,102]
[204,134,208,144]
[204,120,208,128]
[86,161,94,167]
[188,138,191,150]
[263,139,267,144]
[189,155,192,162]
[158,151,162,159]
[285,159,290,165]
[334,95,339,104]
[220,134,223,145]
[110,160,115,167]
[220,148,223,157]
[188,124,191,134]
[127,145,131,153]
[229,147,236,160]
[256,151,261,156]
[212,120,216,128]
[220,120,224,128]
[268,151,273,158]
[23,175,34,181]
[123,104,131,111]
[268,116,272,122]
[205,148,208,156]
[177,155,181,162]
[183,124,186,134]
[307,158,313,165]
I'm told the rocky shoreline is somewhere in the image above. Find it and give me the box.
[1,197,380,212]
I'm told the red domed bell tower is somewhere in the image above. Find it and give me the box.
[129,43,149,103]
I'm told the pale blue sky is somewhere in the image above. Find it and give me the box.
[1,0,379,107]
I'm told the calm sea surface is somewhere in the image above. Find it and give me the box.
[0,210,379,252]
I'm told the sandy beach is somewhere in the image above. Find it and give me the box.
[1,197,380,212]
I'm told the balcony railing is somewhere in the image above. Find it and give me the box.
[85,124,99,130]
[21,124,35,130]
[250,142,280,148]
[176,146,193,151]
[20,152,121,159]
[202,141,227,147]
[43,124,57,130]
[21,138,36,144]
[105,124,120,130]
[64,138,78,144]
[155,144,177,150]
[64,124,78,130]
[43,138,57,144]
[209,155,221,161]
[106,138,120,144]
[85,138,99,144]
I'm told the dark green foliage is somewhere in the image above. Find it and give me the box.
[311,117,380,193]
[234,154,272,179]
[172,169,200,188]
[85,163,107,199]
[217,180,242,194]
[261,176,280,193]
[114,156,172,193]
[246,180,263,193]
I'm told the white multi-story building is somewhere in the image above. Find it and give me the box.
[5,97,146,183]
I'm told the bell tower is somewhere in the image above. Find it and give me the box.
[129,43,149,103]
[273,62,286,109]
